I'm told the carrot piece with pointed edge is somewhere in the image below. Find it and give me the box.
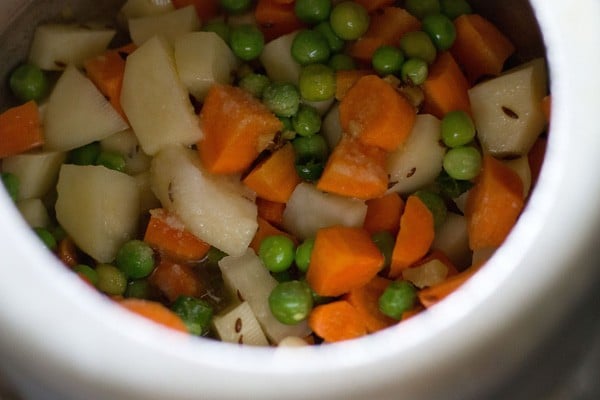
[249,216,297,253]
[335,69,372,101]
[255,0,306,42]
[450,13,515,84]
[422,51,471,119]
[256,198,286,227]
[149,259,202,302]
[418,263,482,308]
[199,84,282,174]
[339,74,416,151]
[307,225,384,297]
[316,135,388,200]
[389,195,435,278]
[309,300,367,342]
[243,143,301,203]
[119,298,188,333]
[528,136,547,188]
[143,208,211,262]
[0,101,43,158]
[401,305,424,320]
[363,192,405,235]
[465,154,524,250]
[57,237,80,268]
[171,0,219,20]
[541,95,551,125]
[343,276,396,333]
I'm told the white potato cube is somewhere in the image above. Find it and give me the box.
[1,151,66,200]
[55,165,141,263]
[120,0,174,20]
[150,145,258,256]
[28,24,116,70]
[432,212,471,269]
[44,65,129,151]
[100,129,152,174]
[134,171,161,213]
[17,198,50,228]
[212,302,269,346]
[282,182,367,240]
[469,58,548,157]
[174,31,237,101]
[504,156,532,198]
[402,259,448,289]
[260,31,302,84]
[387,114,446,194]
[322,103,342,149]
[121,36,203,155]
[128,5,201,46]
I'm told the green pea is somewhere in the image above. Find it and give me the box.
[34,227,57,250]
[220,0,252,14]
[295,0,332,24]
[259,235,296,273]
[125,279,152,299]
[292,104,321,137]
[329,1,369,40]
[202,20,231,43]
[295,237,315,273]
[298,63,336,101]
[379,280,417,320]
[440,0,472,20]
[1,172,19,202]
[314,21,345,53]
[95,151,126,172]
[422,13,456,51]
[295,160,325,182]
[292,133,328,161]
[413,190,447,228]
[400,31,437,64]
[205,246,227,264]
[328,53,356,71]
[269,280,314,325]
[434,170,473,199]
[74,264,99,286]
[9,63,49,102]
[171,296,214,336]
[279,116,296,140]
[441,110,476,148]
[239,73,270,98]
[371,231,395,271]
[262,82,301,117]
[272,269,293,283]
[443,146,482,180]
[372,45,405,76]
[96,264,127,296]
[68,142,101,166]
[401,58,428,85]
[229,24,264,61]
[405,0,441,19]
[115,240,155,279]
[291,29,331,65]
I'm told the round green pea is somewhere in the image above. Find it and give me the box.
[400,31,437,64]
[405,0,441,19]
[328,53,356,71]
[401,58,429,85]
[329,1,370,40]
[68,142,101,166]
[74,264,99,286]
[172,296,213,336]
[96,151,126,172]
[9,63,49,102]
[440,0,472,20]
[314,21,345,53]
[295,237,315,273]
[220,0,252,14]
[34,227,57,250]
[125,280,152,299]
[115,240,155,279]
[229,24,264,61]
[269,280,314,325]
[291,29,331,65]
[293,134,328,162]
[262,82,301,117]
[441,110,476,148]
[239,73,270,98]
[443,146,482,180]
[298,63,336,101]
[422,13,457,51]
[259,235,296,273]
[379,280,417,320]
[372,45,405,76]
[295,0,332,24]
[96,264,127,296]
[371,231,395,271]
[413,190,447,228]
[292,104,321,137]
[295,160,325,181]
[1,172,19,202]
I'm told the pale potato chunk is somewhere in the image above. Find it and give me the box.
[469,58,548,157]
[150,145,258,256]
[128,5,201,46]
[387,114,446,194]
[120,0,174,20]
[322,103,342,149]
[212,302,269,346]
[28,24,115,70]
[55,165,141,263]
[402,259,448,289]
[504,156,532,198]
[44,65,129,151]
[260,31,301,84]
[100,129,152,174]
[432,212,471,269]
[1,151,66,200]
[134,171,161,213]
[17,198,50,228]
[282,183,367,240]
[121,36,203,155]
[174,31,237,101]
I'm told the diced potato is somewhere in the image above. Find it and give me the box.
[212,302,269,346]
[128,5,201,46]
[302,98,334,115]
[134,171,161,213]
[150,145,257,256]
[282,182,367,240]
[28,24,116,70]
[402,259,448,289]
[120,0,174,20]
[55,165,140,263]
[219,249,311,343]
[16,198,50,228]
[44,65,129,151]
[174,31,237,101]
[121,36,203,155]
[432,212,471,269]
[469,58,548,157]
[387,114,446,194]
[504,156,532,198]
[260,31,301,85]
[322,103,342,149]
[1,151,66,200]
[100,129,152,174]
[277,336,309,347]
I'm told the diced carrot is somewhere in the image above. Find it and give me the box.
[309,300,367,342]
[339,74,416,151]
[401,305,424,320]
[243,143,301,203]
[363,192,405,235]
[541,95,551,125]
[57,237,80,268]
[528,136,547,188]
[143,208,211,262]
[465,154,524,250]
[422,51,472,119]
[418,265,479,308]
[316,135,388,200]
[343,276,396,333]
[334,69,372,101]
[450,13,516,84]
[199,84,282,174]
[119,298,188,333]
[149,259,202,302]
[389,195,435,278]
[256,197,286,227]
[349,7,421,62]
[307,226,384,297]
[249,216,297,254]
[0,101,43,158]
[255,0,306,42]
[171,0,219,20]
[354,0,396,13]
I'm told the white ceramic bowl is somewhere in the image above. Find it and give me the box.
[1,1,600,399]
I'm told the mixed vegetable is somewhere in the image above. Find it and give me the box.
[0,0,550,345]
